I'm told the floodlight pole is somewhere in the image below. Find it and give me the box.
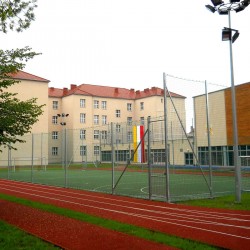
[205,0,247,203]
[227,11,241,203]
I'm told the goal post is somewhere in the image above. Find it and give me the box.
[239,156,250,192]
[11,157,47,172]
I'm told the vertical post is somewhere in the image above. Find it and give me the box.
[228,12,241,203]
[111,122,115,194]
[31,134,34,183]
[163,72,170,202]
[147,116,152,200]
[64,128,67,188]
[205,80,213,198]
[41,133,43,169]
[7,144,11,179]
[171,121,175,173]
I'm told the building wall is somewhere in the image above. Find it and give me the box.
[48,92,187,164]
[0,79,49,166]
[194,90,227,147]
[225,82,250,145]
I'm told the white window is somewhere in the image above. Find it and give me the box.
[94,115,99,125]
[53,101,58,110]
[52,116,58,124]
[140,102,144,110]
[94,130,99,140]
[102,101,107,110]
[52,131,58,139]
[94,100,99,109]
[127,103,132,111]
[80,129,86,140]
[80,145,87,156]
[116,124,121,133]
[127,131,132,142]
[102,115,107,125]
[94,145,100,155]
[80,113,86,124]
[52,147,58,156]
[116,110,121,118]
[140,117,145,125]
[80,99,86,108]
[127,117,132,126]
[101,130,107,140]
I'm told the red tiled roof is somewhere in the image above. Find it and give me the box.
[10,70,50,83]
[49,83,185,99]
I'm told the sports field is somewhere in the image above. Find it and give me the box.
[1,164,249,201]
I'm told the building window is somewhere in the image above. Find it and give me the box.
[94,130,99,140]
[53,101,58,110]
[140,117,144,125]
[127,117,132,126]
[140,102,144,110]
[80,113,86,124]
[94,115,99,125]
[127,103,132,111]
[94,100,99,109]
[94,145,100,155]
[185,153,194,165]
[101,130,107,140]
[127,131,132,142]
[80,99,86,108]
[116,110,121,118]
[80,145,87,156]
[52,147,58,156]
[102,101,107,110]
[52,131,58,139]
[80,129,86,140]
[52,116,58,124]
[116,124,121,133]
[102,115,107,125]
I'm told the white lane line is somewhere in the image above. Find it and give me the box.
[0,185,250,240]
[1,179,250,221]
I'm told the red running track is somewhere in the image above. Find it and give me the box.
[0,179,250,250]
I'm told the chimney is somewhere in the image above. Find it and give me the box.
[114,88,119,94]
[71,84,77,90]
[63,87,68,95]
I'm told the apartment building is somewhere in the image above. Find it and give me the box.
[1,70,188,166]
[48,83,187,164]
[193,82,250,166]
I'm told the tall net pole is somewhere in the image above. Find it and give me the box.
[163,72,170,202]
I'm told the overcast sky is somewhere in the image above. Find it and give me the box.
[2,0,250,98]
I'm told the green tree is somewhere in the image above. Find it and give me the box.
[0,0,37,33]
[0,0,44,150]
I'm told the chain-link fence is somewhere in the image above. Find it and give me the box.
[0,75,249,202]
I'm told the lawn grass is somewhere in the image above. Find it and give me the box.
[177,192,250,210]
[0,193,219,250]
[0,220,59,250]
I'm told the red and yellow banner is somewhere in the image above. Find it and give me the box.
[133,125,145,163]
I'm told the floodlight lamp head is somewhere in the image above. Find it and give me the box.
[243,0,250,7]
[235,5,245,12]
[222,28,231,41]
[218,8,229,14]
[211,0,224,6]
[232,31,240,43]
[57,114,61,117]
[205,4,216,12]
